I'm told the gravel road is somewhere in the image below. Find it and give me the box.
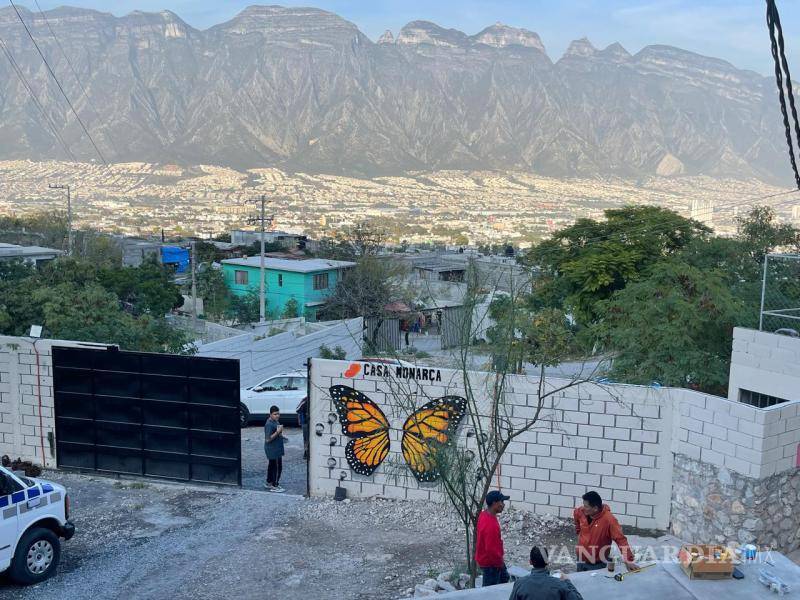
[0,433,655,600]
[0,466,578,600]
[241,424,306,494]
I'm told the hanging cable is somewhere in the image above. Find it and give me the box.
[31,0,91,104]
[766,0,800,190]
[8,0,107,164]
[0,33,77,161]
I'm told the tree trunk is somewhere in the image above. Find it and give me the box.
[469,520,479,587]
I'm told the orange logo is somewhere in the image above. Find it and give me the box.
[344,363,362,378]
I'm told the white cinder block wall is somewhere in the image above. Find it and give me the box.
[729,327,800,403]
[0,337,105,468]
[309,355,800,531]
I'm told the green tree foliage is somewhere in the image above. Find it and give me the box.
[486,294,576,373]
[735,205,800,265]
[319,344,347,360]
[226,289,261,325]
[195,266,231,320]
[282,297,300,319]
[0,257,190,353]
[0,211,68,250]
[596,262,743,394]
[522,206,710,323]
[323,256,406,321]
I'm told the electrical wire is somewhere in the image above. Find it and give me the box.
[0,33,77,161]
[766,0,800,190]
[30,0,120,159]
[31,0,90,104]
[7,0,107,164]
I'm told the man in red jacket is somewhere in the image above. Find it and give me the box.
[475,490,510,586]
[573,490,639,572]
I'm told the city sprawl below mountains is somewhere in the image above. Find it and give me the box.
[0,4,793,184]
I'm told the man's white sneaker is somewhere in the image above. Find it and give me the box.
[272,486,285,493]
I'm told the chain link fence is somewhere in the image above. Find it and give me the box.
[759,253,800,334]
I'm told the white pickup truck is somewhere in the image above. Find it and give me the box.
[0,465,74,584]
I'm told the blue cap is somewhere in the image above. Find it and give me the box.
[486,490,510,506]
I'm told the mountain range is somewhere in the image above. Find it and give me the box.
[0,5,790,183]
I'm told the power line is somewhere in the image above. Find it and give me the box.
[766,0,800,190]
[7,0,107,165]
[31,0,90,104]
[0,33,77,161]
[30,0,119,158]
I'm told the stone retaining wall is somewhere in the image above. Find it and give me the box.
[672,453,800,550]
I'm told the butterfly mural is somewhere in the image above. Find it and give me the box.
[329,385,467,482]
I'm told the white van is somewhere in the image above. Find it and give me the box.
[0,465,74,584]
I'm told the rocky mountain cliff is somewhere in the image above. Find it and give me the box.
[0,5,789,182]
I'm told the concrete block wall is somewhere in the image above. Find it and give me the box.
[0,338,57,467]
[310,360,674,529]
[728,327,800,403]
[310,358,800,535]
[495,385,672,530]
[0,336,109,468]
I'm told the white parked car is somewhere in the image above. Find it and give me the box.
[0,465,74,584]
[239,370,307,427]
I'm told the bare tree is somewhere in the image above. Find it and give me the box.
[383,262,608,586]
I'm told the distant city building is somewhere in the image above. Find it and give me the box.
[220,256,355,321]
[0,243,62,267]
[690,198,714,228]
[117,238,162,267]
[229,229,307,250]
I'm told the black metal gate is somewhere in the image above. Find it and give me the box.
[52,346,241,486]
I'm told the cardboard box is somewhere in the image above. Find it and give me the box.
[678,545,734,580]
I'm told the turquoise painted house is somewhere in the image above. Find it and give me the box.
[221,256,355,321]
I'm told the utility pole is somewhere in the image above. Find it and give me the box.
[259,195,266,324]
[48,184,72,256]
[191,240,198,326]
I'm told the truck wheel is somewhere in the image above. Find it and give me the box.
[239,403,250,428]
[9,527,61,585]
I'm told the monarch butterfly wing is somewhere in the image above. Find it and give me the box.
[329,385,391,476]
[345,432,390,476]
[401,396,467,482]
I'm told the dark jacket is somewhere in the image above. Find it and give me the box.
[508,568,583,600]
[264,419,285,460]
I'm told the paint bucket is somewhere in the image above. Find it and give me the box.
[743,544,758,561]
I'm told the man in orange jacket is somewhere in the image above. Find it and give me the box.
[475,490,510,586]
[573,491,639,572]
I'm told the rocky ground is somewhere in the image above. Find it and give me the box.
[0,470,576,600]
[7,442,793,599]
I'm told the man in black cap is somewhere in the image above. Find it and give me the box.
[475,490,510,586]
[509,546,584,600]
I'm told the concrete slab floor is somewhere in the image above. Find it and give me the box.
[430,552,800,600]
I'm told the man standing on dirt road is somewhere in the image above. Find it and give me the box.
[476,490,510,586]
[265,405,286,493]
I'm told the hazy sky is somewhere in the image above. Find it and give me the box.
[26,1,800,74]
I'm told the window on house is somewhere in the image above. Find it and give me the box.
[278,274,283,287]
[739,389,789,408]
[234,270,248,285]
[313,272,329,290]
